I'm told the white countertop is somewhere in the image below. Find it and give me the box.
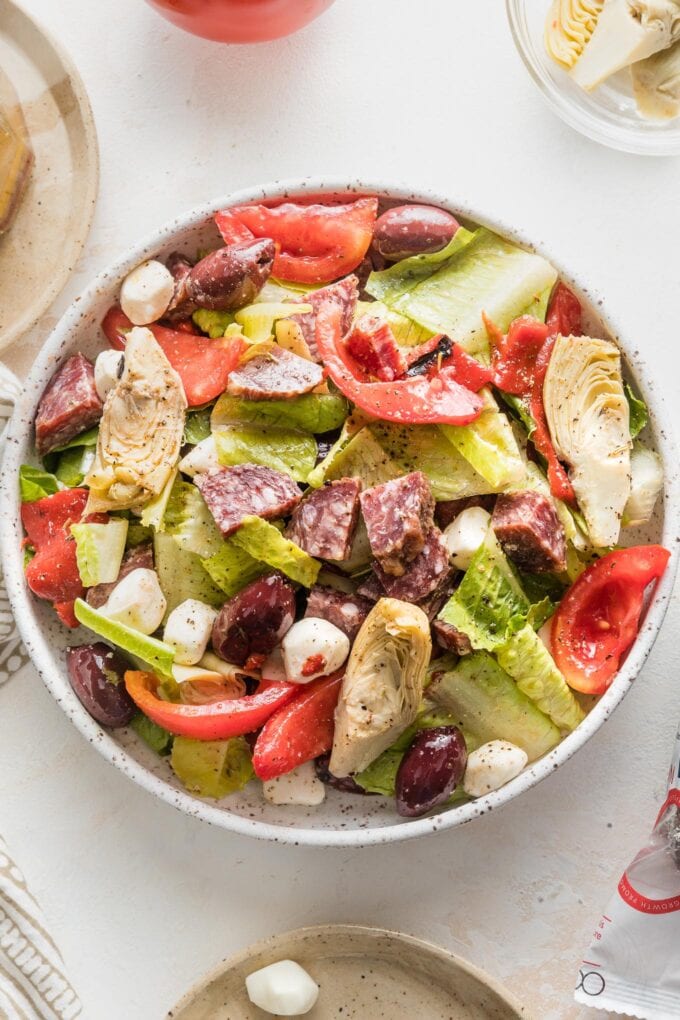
[2,1,679,1017]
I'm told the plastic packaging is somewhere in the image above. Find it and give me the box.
[575,726,680,1019]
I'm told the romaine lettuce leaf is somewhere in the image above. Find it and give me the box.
[73,598,175,680]
[130,711,173,754]
[624,382,649,439]
[439,388,525,489]
[49,427,99,453]
[427,652,560,761]
[372,228,558,356]
[215,425,316,483]
[366,227,477,304]
[520,285,552,322]
[164,479,223,559]
[211,391,348,435]
[192,308,234,338]
[70,519,128,586]
[183,407,212,445]
[496,624,584,733]
[154,533,224,617]
[232,516,320,588]
[53,445,95,488]
[170,735,253,798]
[201,539,264,597]
[19,465,59,502]
[354,300,434,347]
[141,468,178,531]
[235,301,312,344]
[308,425,401,490]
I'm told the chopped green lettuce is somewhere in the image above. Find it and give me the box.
[170,735,254,798]
[53,445,95,488]
[232,516,320,588]
[370,228,558,356]
[496,624,584,732]
[428,652,560,761]
[308,425,401,490]
[355,749,404,796]
[127,523,154,547]
[235,301,312,344]
[50,427,99,453]
[192,308,234,338]
[211,391,348,434]
[130,711,173,754]
[439,388,526,489]
[520,285,552,322]
[19,465,59,502]
[73,598,175,680]
[201,539,264,598]
[70,519,128,586]
[183,407,212,445]
[164,479,223,559]
[153,533,224,617]
[141,468,178,531]
[215,425,317,482]
[624,382,649,439]
[366,226,477,304]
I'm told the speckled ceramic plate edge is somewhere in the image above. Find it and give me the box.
[0,177,678,848]
[166,924,526,1018]
[0,0,99,350]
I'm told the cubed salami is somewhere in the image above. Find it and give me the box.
[360,471,435,577]
[227,345,323,400]
[35,354,103,456]
[491,490,567,574]
[355,572,384,602]
[434,495,496,530]
[304,585,373,642]
[286,478,361,561]
[196,464,301,537]
[291,276,358,360]
[86,543,153,609]
[373,527,450,602]
[345,314,406,382]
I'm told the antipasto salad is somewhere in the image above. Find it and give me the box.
[20,196,670,817]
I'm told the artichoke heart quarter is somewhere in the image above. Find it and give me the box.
[329,598,431,778]
[85,327,187,512]
[543,335,631,548]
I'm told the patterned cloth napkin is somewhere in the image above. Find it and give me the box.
[0,365,81,1017]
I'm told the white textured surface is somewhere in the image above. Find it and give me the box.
[1,1,679,1018]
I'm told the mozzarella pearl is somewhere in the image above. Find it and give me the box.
[163,599,217,665]
[99,568,166,635]
[178,435,220,477]
[120,259,175,326]
[281,617,350,684]
[263,761,326,807]
[245,959,319,1016]
[94,350,125,402]
[462,740,528,798]
[443,507,491,570]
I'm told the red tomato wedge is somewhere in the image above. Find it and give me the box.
[21,488,88,548]
[101,306,246,407]
[214,198,378,283]
[54,600,79,629]
[529,336,576,505]
[252,671,344,780]
[491,316,550,395]
[315,303,484,426]
[21,489,90,604]
[546,282,582,336]
[124,671,299,740]
[551,545,670,695]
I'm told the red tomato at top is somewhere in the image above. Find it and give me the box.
[551,545,670,696]
[144,0,336,43]
[215,198,378,283]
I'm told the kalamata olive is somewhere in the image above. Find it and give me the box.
[186,238,275,311]
[314,753,373,795]
[211,574,296,668]
[66,642,135,728]
[372,205,459,262]
[395,726,467,818]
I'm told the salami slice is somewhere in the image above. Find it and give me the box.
[196,464,301,537]
[373,527,450,602]
[491,490,567,573]
[35,354,103,456]
[86,543,153,609]
[286,478,361,561]
[432,619,473,656]
[291,276,358,360]
[227,345,323,400]
[360,471,435,577]
[434,495,496,530]
[304,584,373,642]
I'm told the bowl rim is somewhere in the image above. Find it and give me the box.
[1,175,678,848]
[505,0,680,157]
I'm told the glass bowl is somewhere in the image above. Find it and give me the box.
[506,0,680,155]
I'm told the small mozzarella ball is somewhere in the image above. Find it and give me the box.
[120,259,175,326]
[164,599,217,665]
[263,761,326,807]
[443,507,491,571]
[245,959,319,1016]
[538,619,554,656]
[463,740,528,798]
[100,568,167,635]
[94,350,125,402]
[282,617,350,684]
[179,435,220,477]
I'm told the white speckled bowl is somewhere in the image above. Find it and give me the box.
[1,178,678,847]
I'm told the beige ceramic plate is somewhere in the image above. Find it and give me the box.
[0,0,98,350]
[168,925,525,1019]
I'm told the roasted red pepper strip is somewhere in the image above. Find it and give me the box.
[252,671,344,780]
[546,282,582,336]
[22,489,89,605]
[124,671,299,740]
[102,306,246,408]
[530,336,576,504]
[315,303,484,426]
[440,343,494,391]
[491,316,550,395]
